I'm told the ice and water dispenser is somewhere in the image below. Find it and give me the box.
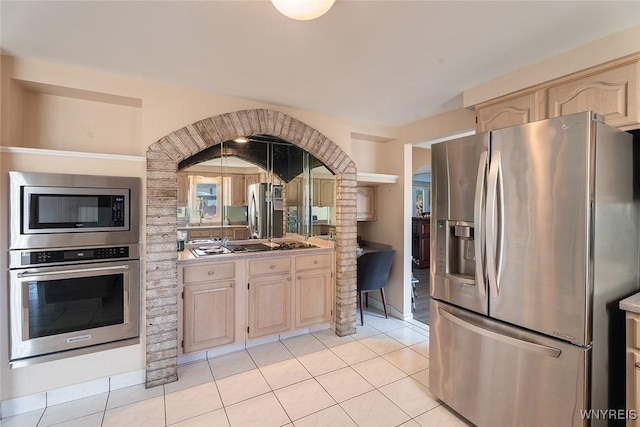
[435,220,476,285]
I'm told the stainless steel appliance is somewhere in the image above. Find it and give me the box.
[430,112,639,427]
[8,172,141,366]
[248,183,284,239]
[9,171,140,249]
[8,245,140,367]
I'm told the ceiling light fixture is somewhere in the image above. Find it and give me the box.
[270,0,336,21]
[233,137,249,143]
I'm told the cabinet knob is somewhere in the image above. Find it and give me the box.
[635,362,640,370]
[230,283,234,288]
[208,271,215,276]
[314,260,318,264]
[270,265,275,270]
[297,276,301,279]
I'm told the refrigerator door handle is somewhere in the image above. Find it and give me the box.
[474,151,488,297]
[486,150,501,297]
[438,307,562,358]
[496,152,505,287]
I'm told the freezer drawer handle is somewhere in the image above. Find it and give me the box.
[438,307,562,358]
[445,273,475,286]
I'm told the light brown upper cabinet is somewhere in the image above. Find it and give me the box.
[476,91,544,133]
[356,186,377,221]
[475,56,640,132]
[229,175,245,206]
[313,178,335,207]
[286,177,302,205]
[546,61,639,129]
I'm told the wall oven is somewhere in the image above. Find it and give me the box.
[8,172,141,367]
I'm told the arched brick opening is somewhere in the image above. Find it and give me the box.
[145,109,357,387]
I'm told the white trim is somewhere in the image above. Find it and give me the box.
[413,130,476,149]
[356,172,398,184]
[0,146,146,163]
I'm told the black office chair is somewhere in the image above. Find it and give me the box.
[357,250,396,326]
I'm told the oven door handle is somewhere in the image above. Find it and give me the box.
[17,264,130,278]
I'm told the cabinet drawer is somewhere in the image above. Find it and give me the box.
[189,229,211,239]
[249,257,291,276]
[296,252,332,271]
[183,262,235,284]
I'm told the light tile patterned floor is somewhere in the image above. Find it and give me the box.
[0,309,472,427]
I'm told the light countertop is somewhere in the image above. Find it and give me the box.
[620,292,640,314]
[177,237,335,265]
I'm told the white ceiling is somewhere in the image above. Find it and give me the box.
[2,1,639,127]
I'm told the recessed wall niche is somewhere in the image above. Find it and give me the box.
[18,80,142,156]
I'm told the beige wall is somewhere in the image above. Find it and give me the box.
[464,24,640,107]
[412,147,431,174]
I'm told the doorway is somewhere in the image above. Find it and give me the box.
[411,162,431,325]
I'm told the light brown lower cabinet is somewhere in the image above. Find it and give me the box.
[295,252,333,328]
[181,261,236,353]
[180,251,334,353]
[248,273,292,338]
[183,281,235,353]
[627,311,640,426]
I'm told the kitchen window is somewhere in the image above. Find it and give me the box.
[190,176,223,223]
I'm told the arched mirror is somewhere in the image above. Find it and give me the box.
[176,135,336,242]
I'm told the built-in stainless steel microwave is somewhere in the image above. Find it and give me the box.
[9,171,140,249]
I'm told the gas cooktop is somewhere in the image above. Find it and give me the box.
[191,241,319,256]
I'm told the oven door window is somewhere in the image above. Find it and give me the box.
[25,274,124,339]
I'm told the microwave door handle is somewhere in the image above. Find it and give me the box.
[474,151,488,297]
[17,264,130,278]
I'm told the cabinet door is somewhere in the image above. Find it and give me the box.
[547,61,639,129]
[312,179,321,206]
[183,281,235,353]
[230,175,245,206]
[233,228,249,239]
[321,179,335,207]
[286,178,301,205]
[248,273,291,338]
[628,349,640,427]
[295,268,332,328]
[475,91,544,132]
[356,186,376,221]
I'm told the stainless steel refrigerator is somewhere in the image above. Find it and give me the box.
[248,183,284,239]
[430,111,639,427]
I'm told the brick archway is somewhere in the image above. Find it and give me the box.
[145,109,357,387]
